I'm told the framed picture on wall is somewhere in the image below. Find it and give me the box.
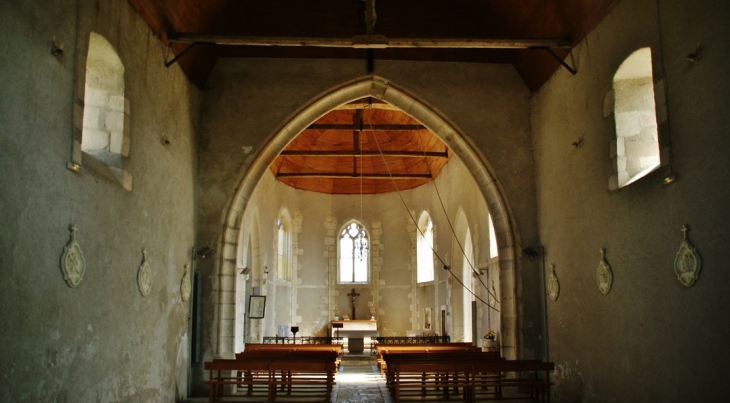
[249,295,266,319]
[424,307,432,330]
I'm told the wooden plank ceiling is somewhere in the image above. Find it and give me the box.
[126,0,620,194]
[129,0,620,92]
[270,99,450,195]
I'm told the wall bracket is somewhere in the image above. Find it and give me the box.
[533,46,577,75]
[165,42,198,68]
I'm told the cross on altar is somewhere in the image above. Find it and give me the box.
[347,288,360,319]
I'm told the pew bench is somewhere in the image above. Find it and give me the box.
[472,360,555,402]
[204,351,338,402]
[241,343,343,369]
[381,352,553,402]
[382,351,502,401]
[374,343,480,373]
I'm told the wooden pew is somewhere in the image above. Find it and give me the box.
[204,350,338,403]
[241,343,343,369]
[381,352,553,402]
[472,360,554,402]
[381,351,502,401]
[375,343,481,373]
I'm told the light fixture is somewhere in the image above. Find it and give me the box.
[66,162,83,172]
[51,36,64,57]
[662,175,676,185]
[195,246,214,259]
[686,44,702,62]
[522,247,540,258]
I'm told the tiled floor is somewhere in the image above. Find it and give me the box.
[332,353,390,403]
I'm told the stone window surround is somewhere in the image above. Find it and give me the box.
[606,46,669,190]
[276,209,294,282]
[415,210,436,284]
[70,32,133,191]
[336,219,371,285]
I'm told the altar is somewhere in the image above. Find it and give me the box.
[331,320,378,353]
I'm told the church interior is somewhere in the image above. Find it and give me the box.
[1,0,729,401]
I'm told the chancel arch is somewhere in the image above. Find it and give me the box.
[216,75,520,359]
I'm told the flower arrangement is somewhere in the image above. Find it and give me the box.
[483,329,497,340]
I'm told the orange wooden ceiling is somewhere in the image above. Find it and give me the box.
[269,100,451,194]
[128,0,620,92]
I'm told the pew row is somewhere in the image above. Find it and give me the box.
[204,350,338,403]
[381,352,554,402]
[374,343,482,373]
[241,343,343,369]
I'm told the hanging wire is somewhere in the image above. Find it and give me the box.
[414,126,500,305]
[358,112,368,260]
[361,100,500,313]
[429,168,499,304]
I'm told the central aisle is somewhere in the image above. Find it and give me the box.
[332,353,391,403]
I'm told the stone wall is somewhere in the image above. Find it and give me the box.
[531,0,730,400]
[0,0,199,401]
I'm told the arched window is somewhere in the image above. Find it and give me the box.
[339,221,369,284]
[462,229,474,341]
[611,47,661,188]
[77,32,132,190]
[417,212,434,283]
[488,215,498,259]
[276,211,292,281]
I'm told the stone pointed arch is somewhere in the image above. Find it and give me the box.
[216,75,520,359]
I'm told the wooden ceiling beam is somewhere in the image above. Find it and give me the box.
[169,33,572,49]
[307,123,426,131]
[336,101,399,111]
[276,173,432,179]
[279,150,448,158]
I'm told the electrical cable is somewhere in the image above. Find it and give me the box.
[360,100,500,313]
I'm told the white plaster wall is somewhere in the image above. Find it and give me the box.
[237,153,493,341]
[0,0,199,401]
[531,0,730,401]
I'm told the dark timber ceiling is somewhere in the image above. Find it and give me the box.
[127,1,620,194]
[129,0,620,92]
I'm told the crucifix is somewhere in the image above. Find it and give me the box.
[347,288,360,320]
